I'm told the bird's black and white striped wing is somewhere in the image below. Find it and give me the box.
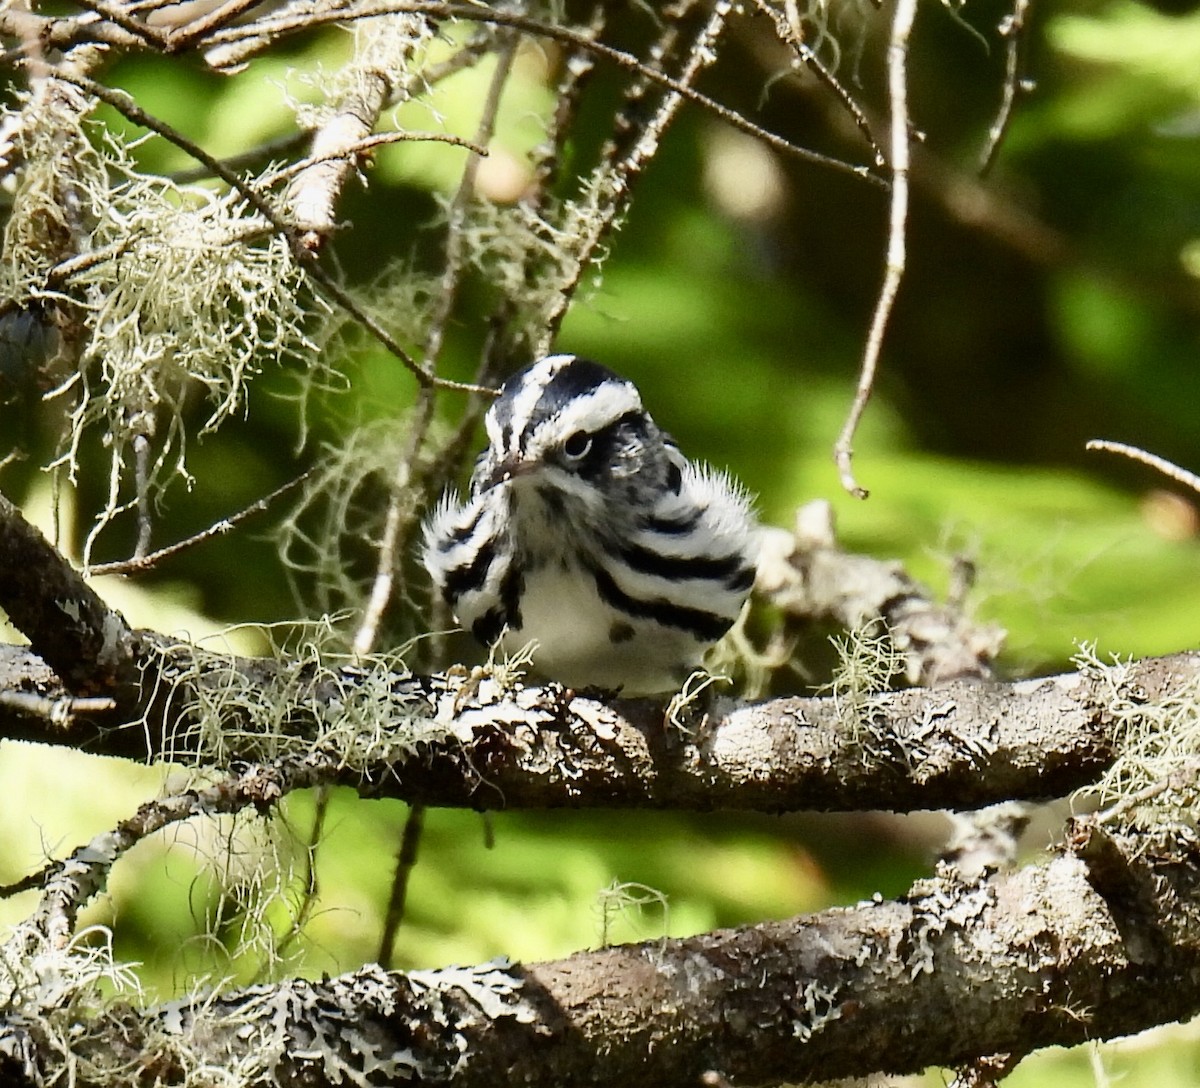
[422,491,521,643]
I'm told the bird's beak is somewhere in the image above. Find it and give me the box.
[481,458,539,492]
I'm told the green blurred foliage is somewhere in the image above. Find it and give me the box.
[5,0,1200,1081]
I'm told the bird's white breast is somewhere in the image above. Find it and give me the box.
[503,559,706,694]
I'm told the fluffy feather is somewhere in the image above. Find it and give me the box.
[422,356,759,694]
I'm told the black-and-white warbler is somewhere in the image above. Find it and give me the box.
[422,354,759,694]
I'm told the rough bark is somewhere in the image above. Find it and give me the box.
[4,824,1198,1088]
[0,444,1132,816]
[3,482,1200,1086]
[0,633,1157,813]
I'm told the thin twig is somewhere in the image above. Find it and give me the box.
[313,270,495,395]
[1092,765,1200,826]
[421,37,515,372]
[89,469,314,576]
[348,392,432,655]
[419,31,496,92]
[0,868,52,900]
[0,239,134,325]
[533,6,602,197]
[1086,439,1200,496]
[126,0,198,13]
[350,37,516,658]
[751,0,883,166]
[132,433,152,559]
[979,0,1031,175]
[833,0,916,499]
[542,0,734,343]
[266,129,486,187]
[160,0,265,50]
[48,238,134,281]
[800,51,883,167]
[377,802,425,965]
[479,4,602,366]
[338,44,515,965]
[356,43,518,954]
[199,0,887,188]
[22,758,330,950]
[171,127,483,188]
[170,130,310,183]
[0,691,116,721]
[67,0,163,47]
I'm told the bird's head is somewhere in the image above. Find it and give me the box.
[475,355,675,504]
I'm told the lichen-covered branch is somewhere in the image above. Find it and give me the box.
[286,13,439,248]
[6,825,1200,1088]
[0,619,1151,815]
[11,759,320,951]
[0,485,1161,816]
[758,500,1006,685]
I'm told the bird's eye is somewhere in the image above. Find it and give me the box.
[562,431,592,460]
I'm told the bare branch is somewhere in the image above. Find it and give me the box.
[750,0,884,166]
[833,0,916,498]
[377,801,424,965]
[197,1,886,187]
[131,432,152,559]
[0,691,115,722]
[1086,439,1200,497]
[159,0,267,50]
[979,0,1032,175]
[88,469,313,577]
[265,128,486,187]
[65,0,163,48]
[346,40,520,955]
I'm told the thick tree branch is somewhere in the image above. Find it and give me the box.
[0,487,1165,815]
[7,826,1200,1087]
[0,629,1151,814]
[0,484,1132,813]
